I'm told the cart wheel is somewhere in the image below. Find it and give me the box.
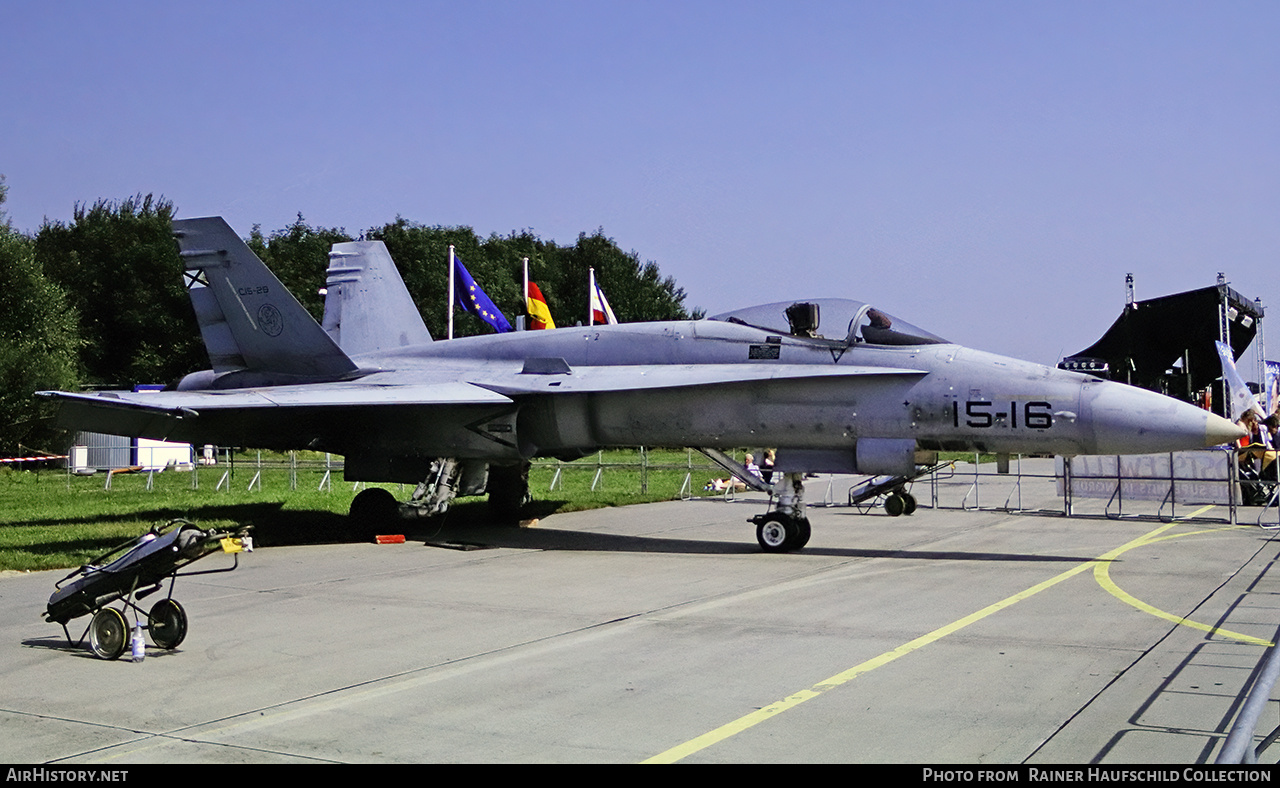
[884,493,906,517]
[89,607,128,660]
[901,492,917,515]
[148,599,188,650]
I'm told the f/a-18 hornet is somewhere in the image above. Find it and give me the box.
[42,218,1245,552]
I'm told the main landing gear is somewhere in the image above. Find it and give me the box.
[347,459,531,538]
[750,472,812,553]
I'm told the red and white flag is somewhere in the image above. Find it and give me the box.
[589,267,617,326]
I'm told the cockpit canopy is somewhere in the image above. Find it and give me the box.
[708,298,948,347]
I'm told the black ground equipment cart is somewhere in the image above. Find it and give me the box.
[45,519,252,660]
[846,462,953,516]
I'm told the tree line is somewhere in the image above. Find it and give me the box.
[0,185,698,454]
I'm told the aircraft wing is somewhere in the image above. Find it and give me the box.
[41,381,512,414]
[38,382,515,446]
[39,364,926,458]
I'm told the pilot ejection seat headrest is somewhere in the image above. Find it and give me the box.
[785,302,820,337]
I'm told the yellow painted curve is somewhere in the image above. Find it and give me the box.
[645,510,1271,763]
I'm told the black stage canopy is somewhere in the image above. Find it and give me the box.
[1062,284,1262,402]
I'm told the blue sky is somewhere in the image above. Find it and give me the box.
[3,1,1277,370]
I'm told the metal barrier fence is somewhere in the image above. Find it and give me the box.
[540,448,747,499]
[41,438,1273,528]
[61,447,351,494]
[920,449,1247,525]
[51,443,740,498]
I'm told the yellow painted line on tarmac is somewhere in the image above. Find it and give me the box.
[644,511,1270,764]
[1089,507,1272,647]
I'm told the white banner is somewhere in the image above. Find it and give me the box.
[1217,341,1264,422]
[1056,450,1235,505]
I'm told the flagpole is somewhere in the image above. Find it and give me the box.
[588,267,595,327]
[523,257,529,331]
[448,245,455,340]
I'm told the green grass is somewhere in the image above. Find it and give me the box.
[0,448,1004,572]
[0,465,353,571]
[0,449,733,572]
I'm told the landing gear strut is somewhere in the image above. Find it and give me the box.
[347,459,461,538]
[750,471,811,553]
[348,459,531,537]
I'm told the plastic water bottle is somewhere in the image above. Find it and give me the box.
[130,622,145,663]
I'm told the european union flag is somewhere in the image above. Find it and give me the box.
[453,254,513,333]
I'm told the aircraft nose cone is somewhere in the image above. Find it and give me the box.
[1084,381,1247,454]
[1205,411,1249,446]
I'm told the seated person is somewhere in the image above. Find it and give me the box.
[706,453,764,492]
[1238,411,1280,477]
[705,477,747,492]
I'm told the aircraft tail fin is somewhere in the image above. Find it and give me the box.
[322,240,432,356]
[174,217,359,382]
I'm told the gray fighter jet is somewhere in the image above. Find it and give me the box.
[40,217,1245,552]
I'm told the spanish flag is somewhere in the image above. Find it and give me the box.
[527,281,556,330]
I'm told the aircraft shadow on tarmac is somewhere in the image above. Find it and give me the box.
[16,498,1108,563]
[431,528,1108,563]
[412,501,1105,563]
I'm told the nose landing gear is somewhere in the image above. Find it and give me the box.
[750,471,811,553]
[751,511,811,553]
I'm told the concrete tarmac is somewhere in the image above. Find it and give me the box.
[3,459,1280,764]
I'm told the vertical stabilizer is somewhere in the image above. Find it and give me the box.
[322,241,432,356]
[174,217,358,381]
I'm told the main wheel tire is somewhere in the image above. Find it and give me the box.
[487,463,531,521]
[148,598,188,650]
[350,488,399,534]
[89,607,128,660]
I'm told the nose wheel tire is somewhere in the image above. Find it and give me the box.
[753,513,811,553]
